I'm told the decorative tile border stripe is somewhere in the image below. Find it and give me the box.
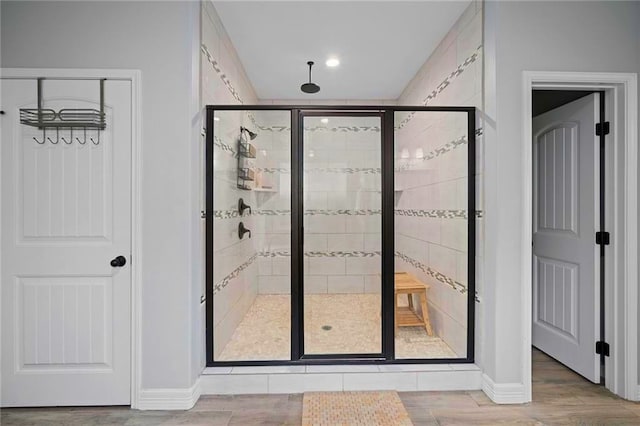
[258,250,290,258]
[213,253,258,295]
[394,45,483,131]
[422,46,482,106]
[214,249,479,302]
[214,209,380,218]
[214,209,484,220]
[201,44,243,104]
[395,209,483,219]
[252,125,381,133]
[213,210,241,220]
[257,250,380,259]
[306,250,381,258]
[213,135,238,158]
[255,167,381,175]
[395,251,466,294]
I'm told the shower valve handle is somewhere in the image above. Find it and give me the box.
[238,222,251,240]
[238,198,252,216]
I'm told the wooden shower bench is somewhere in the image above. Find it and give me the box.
[395,272,434,336]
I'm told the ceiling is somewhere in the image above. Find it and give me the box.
[213,1,471,100]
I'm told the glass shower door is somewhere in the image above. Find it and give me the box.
[301,113,383,356]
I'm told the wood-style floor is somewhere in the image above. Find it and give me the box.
[2,348,639,425]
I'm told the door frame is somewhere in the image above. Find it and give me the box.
[0,68,142,407]
[205,105,477,366]
[296,110,389,361]
[522,71,638,400]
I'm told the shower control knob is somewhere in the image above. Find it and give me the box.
[110,255,127,267]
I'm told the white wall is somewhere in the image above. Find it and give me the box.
[1,1,202,392]
[483,0,640,391]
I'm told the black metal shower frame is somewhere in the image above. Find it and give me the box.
[205,105,476,366]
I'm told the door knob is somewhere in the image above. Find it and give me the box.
[110,255,127,267]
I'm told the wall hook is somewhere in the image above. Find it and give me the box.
[61,128,72,144]
[90,129,100,145]
[47,127,60,144]
[76,127,87,145]
[33,127,46,144]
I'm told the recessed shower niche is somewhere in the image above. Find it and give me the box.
[206,106,475,365]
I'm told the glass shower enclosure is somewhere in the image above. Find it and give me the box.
[206,106,475,365]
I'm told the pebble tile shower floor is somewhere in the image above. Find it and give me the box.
[217,294,457,361]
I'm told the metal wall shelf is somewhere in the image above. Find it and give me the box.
[20,78,107,144]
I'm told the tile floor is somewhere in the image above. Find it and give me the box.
[3,348,640,425]
[217,294,458,361]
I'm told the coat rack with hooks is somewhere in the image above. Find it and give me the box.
[20,78,106,145]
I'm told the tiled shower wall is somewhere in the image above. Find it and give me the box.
[201,0,260,359]
[395,0,483,357]
[302,116,382,294]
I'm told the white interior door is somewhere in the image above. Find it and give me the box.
[532,93,600,383]
[1,77,132,406]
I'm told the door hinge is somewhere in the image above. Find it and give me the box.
[201,210,212,219]
[595,231,610,246]
[595,122,610,136]
[595,341,610,357]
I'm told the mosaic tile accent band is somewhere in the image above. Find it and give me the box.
[213,135,239,158]
[255,167,382,174]
[395,251,467,294]
[394,45,483,131]
[201,44,243,104]
[214,248,474,301]
[422,45,482,106]
[395,209,484,219]
[213,253,258,294]
[214,209,483,219]
[256,251,380,259]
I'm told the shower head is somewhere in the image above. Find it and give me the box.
[240,126,258,140]
[301,61,320,94]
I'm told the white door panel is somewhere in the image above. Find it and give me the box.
[1,78,132,406]
[532,93,600,383]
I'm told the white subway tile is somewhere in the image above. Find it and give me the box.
[343,372,417,391]
[327,275,365,293]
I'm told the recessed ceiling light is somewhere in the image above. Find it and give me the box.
[321,118,329,124]
[326,58,340,67]
[214,116,220,121]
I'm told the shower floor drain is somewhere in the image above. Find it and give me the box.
[321,325,332,331]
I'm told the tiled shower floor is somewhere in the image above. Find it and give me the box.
[217,294,457,361]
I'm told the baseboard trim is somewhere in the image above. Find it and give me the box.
[136,378,201,410]
[481,374,528,404]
